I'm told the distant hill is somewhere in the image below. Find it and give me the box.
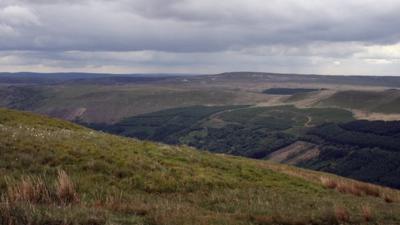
[317,89,400,114]
[2,72,400,124]
[1,108,400,224]
[213,72,400,87]
[0,72,113,84]
[0,83,270,123]
[0,72,192,85]
[2,71,400,87]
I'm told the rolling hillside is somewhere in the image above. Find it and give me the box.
[2,72,400,123]
[1,108,400,224]
[0,85,272,123]
[2,73,400,124]
[316,89,400,114]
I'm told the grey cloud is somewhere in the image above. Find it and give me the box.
[0,5,40,26]
[1,0,400,52]
[0,0,400,75]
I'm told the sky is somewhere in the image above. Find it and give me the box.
[0,0,400,75]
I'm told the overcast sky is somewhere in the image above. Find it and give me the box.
[0,0,400,75]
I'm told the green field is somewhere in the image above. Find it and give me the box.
[1,108,400,225]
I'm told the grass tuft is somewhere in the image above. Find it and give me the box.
[334,206,350,223]
[383,194,394,203]
[357,183,380,197]
[0,173,105,225]
[56,170,79,205]
[5,176,50,204]
[361,205,373,222]
[320,177,337,189]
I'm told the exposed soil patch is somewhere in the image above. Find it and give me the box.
[267,141,320,165]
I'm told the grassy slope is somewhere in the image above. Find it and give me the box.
[317,90,400,114]
[1,108,400,225]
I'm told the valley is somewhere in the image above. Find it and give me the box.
[2,72,400,190]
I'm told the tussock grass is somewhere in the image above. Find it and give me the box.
[383,194,395,203]
[361,205,373,222]
[56,170,79,204]
[3,170,79,206]
[334,206,350,223]
[5,176,50,204]
[319,176,397,203]
[320,177,338,189]
[260,161,400,202]
[0,172,104,225]
[0,202,107,225]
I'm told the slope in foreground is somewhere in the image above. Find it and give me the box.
[0,108,399,225]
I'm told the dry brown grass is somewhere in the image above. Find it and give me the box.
[336,182,362,196]
[257,154,400,207]
[383,194,394,203]
[0,199,20,225]
[361,205,373,222]
[0,172,104,225]
[357,183,380,197]
[5,176,50,204]
[3,170,79,206]
[320,177,337,189]
[261,162,400,202]
[318,176,396,203]
[335,206,350,223]
[56,170,79,204]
